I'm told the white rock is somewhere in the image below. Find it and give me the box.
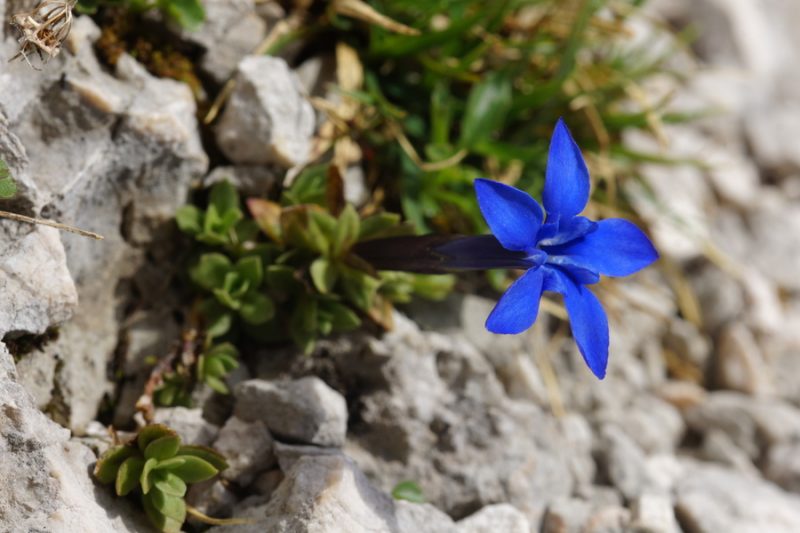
[623,127,714,261]
[152,407,220,447]
[208,454,401,533]
[2,18,208,432]
[741,266,783,335]
[457,504,529,533]
[675,460,800,533]
[216,56,316,167]
[764,441,800,493]
[0,225,77,337]
[630,494,681,533]
[744,203,800,291]
[700,430,759,476]
[542,497,592,533]
[715,323,773,395]
[396,501,458,533]
[180,0,266,83]
[584,505,631,533]
[214,416,275,486]
[0,343,148,531]
[203,164,279,198]
[598,425,648,500]
[234,377,348,447]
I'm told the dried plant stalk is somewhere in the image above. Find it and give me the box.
[9,0,76,69]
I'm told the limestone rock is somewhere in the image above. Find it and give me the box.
[208,454,401,533]
[213,416,275,486]
[341,313,577,525]
[457,504,530,533]
[764,442,800,494]
[152,407,220,447]
[715,323,772,395]
[675,460,800,533]
[0,343,149,531]
[630,494,680,533]
[0,224,77,338]
[179,0,266,83]
[215,56,316,167]
[1,17,208,432]
[396,501,457,533]
[234,377,348,447]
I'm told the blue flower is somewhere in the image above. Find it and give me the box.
[473,119,658,379]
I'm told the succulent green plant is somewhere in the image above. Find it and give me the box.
[177,179,454,354]
[176,180,259,253]
[94,424,228,533]
[153,341,240,407]
[189,253,274,339]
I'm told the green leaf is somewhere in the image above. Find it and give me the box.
[190,253,232,290]
[202,355,226,378]
[310,257,337,294]
[202,300,234,339]
[239,291,274,324]
[430,80,453,145]
[321,300,361,332]
[333,204,360,256]
[177,445,229,471]
[142,491,184,533]
[161,0,205,30]
[460,72,513,148]
[152,457,187,471]
[147,486,187,523]
[153,471,187,498]
[167,454,219,483]
[306,212,333,255]
[94,445,137,484]
[340,267,380,311]
[175,205,203,234]
[206,342,239,363]
[0,177,17,199]
[410,274,455,300]
[392,480,425,503]
[116,456,145,497]
[209,181,238,214]
[140,458,159,494]
[235,256,263,288]
[144,435,182,461]
[290,296,318,354]
[137,425,179,453]
[155,383,178,407]
[282,164,328,206]
[205,375,229,394]
[265,264,296,289]
[358,212,410,241]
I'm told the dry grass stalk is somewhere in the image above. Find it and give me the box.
[9,0,76,69]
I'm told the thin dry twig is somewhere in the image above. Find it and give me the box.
[0,209,103,239]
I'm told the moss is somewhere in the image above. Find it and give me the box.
[94,9,205,101]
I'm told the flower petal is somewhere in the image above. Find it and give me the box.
[543,119,591,219]
[475,178,543,252]
[544,268,609,379]
[549,218,659,277]
[486,268,544,334]
[537,215,597,247]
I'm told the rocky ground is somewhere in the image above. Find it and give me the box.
[2,1,800,532]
